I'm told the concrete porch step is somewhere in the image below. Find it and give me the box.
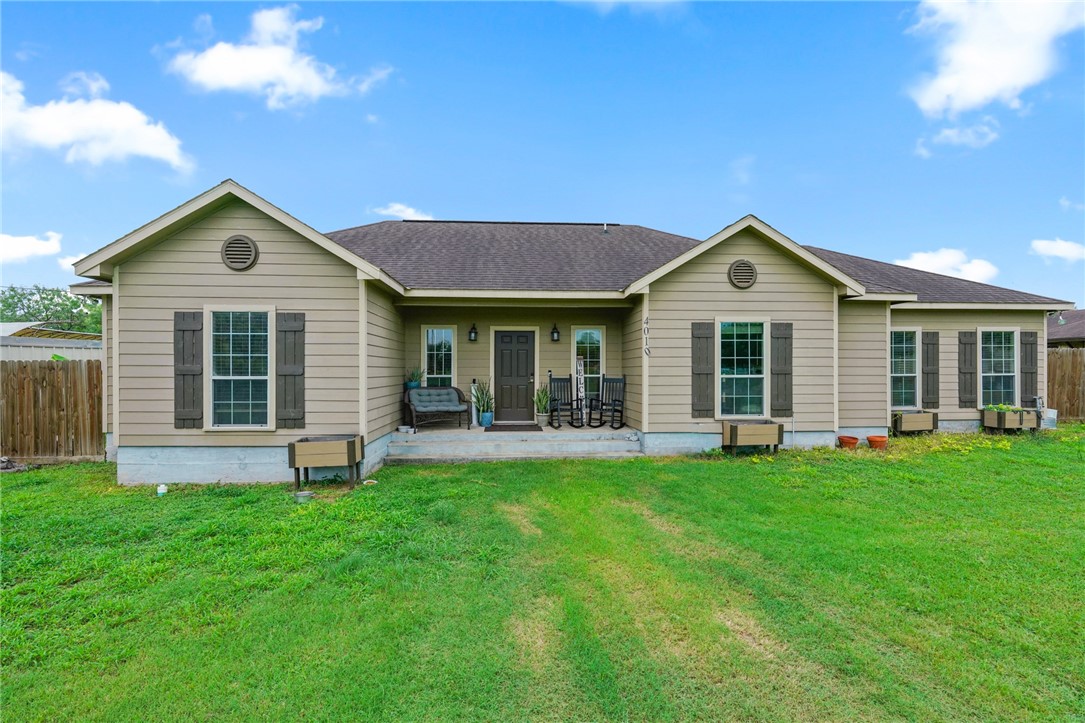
[386,427,642,464]
[384,449,644,465]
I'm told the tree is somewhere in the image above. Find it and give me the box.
[0,285,102,333]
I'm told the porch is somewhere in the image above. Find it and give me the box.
[384,421,644,465]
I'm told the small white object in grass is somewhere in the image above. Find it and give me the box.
[156,484,167,496]
[362,479,378,486]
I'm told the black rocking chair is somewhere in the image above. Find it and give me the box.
[588,375,626,429]
[548,374,584,428]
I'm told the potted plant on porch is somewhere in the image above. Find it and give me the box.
[533,384,550,427]
[473,379,495,428]
[404,366,423,390]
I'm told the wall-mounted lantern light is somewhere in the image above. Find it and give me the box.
[468,323,479,342]
[550,324,560,342]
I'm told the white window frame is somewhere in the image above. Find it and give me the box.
[889,327,921,410]
[977,327,1019,408]
[421,325,457,388]
[571,326,606,401]
[203,304,276,432]
[714,315,771,420]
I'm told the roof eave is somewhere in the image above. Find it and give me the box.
[74,180,383,282]
[623,215,866,297]
[892,301,1076,311]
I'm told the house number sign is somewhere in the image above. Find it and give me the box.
[643,315,651,357]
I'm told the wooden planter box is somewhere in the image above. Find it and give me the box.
[722,420,784,452]
[288,434,364,489]
[892,411,938,434]
[982,410,1040,432]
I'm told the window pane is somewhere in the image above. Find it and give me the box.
[425,328,454,387]
[719,322,764,416]
[210,312,270,427]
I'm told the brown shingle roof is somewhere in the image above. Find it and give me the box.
[325,220,700,291]
[324,218,1069,305]
[803,246,1070,305]
[1048,309,1085,342]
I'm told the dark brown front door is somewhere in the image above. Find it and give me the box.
[495,331,535,422]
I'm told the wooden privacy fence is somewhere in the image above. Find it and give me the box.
[0,360,104,462]
[1048,348,1085,421]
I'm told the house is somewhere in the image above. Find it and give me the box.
[1047,309,1085,348]
[0,322,102,362]
[71,180,1074,484]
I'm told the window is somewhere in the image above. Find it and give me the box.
[981,330,1016,406]
[719,321,765,415]
[890,330,918,408]
[423,327,454,387]
[211,311,269,427]
[573,327,604,400]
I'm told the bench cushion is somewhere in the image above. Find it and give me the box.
[409,388,467,412]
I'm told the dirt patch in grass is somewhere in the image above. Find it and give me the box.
[496,503,542,536]
[613,499,725,562]
[508,596,559,672]
[716,608,785,659]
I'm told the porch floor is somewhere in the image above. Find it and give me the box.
[384,420,643,465]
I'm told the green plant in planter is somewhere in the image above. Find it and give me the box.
[404,367,424,388]
[472,380,494,414]
[532,384,551,414]
[984,403,1025,413]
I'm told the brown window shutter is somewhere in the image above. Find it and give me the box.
[276,312,305,428]
[770,322,793,417]
[1020,331,1038,405]
[174,311,203,428]
[691,322,715,418]
[958,331,977,408]
[921,331,939,409]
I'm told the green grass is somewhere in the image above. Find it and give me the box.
[3,427,1084,721]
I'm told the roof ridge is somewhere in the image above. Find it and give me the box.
[400,220,622,226]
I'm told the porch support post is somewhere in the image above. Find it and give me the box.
[641,287,650,432]
[358,278,368,440]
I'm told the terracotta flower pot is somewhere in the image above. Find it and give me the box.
[867,435,888,451]
[837,435,859,450]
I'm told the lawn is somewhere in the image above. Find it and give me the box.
[3,428,1084,721]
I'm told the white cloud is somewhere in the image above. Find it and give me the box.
[168,5,392,110]
[60,71,109,99]
[365,113,379,124]
[729,154,755,186]
[565,0,686,17]
[931,116,999,148]
[1059,197,1085,212]
[57,253,88,272]
[1,71,192,172]
[358,66,394,95]
[913,138,932,159]
[0,231,62,263]
[1030,238,1085,263]
[908,1,1085,118]
[373,203,432,221]
[894,248,999,283]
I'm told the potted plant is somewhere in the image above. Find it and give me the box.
[404,366,423,390]
[532,384,551,427]
[473,379,495,428]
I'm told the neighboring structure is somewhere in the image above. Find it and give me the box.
[1047,309,1085,348]
[72,180,1074,484]
[0,322,102,362]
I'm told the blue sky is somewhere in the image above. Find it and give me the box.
[2,1,1083,305]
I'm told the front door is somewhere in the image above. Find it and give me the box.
[495,331,535,422]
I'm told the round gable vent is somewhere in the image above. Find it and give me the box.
[728,259,757,289]
[221,235,259,271]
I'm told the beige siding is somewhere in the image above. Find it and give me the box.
[104,296,113,433]
[366,283,405,440]
[647,229,837,433]
[838,301,890,428]
[402,306,627,416]
[117,200,360,446]
[890,309,1048,421]
[621,295,645,429]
